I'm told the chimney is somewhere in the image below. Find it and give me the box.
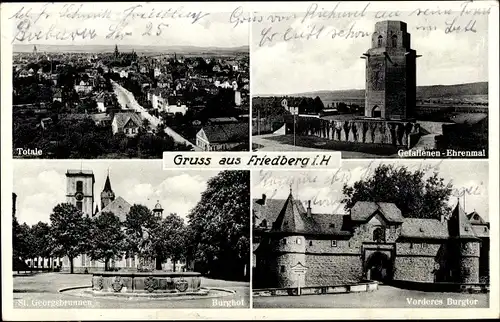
[307,200,312,217]
[262,194,266,205]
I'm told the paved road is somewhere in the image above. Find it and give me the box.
[253,285,489,308]
[13,273,248,309]
[111,81,200,150]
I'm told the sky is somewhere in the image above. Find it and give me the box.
[13,160,223,226]
[252,160,489,220]
[5,2,249,48]
[252,8,489,95]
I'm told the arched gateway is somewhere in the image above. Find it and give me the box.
[365,251,393,282]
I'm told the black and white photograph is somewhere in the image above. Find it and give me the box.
[12,161,250,308]
[252,5,489,158]
[11,2,250,159]
[252,160,490,308]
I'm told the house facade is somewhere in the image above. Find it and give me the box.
[196,123,249,151]
[111,112,142,137]
[253,192,489,289]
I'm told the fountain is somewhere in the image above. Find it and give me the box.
[59,225,237,302]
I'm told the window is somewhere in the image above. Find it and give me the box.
[377,35,383,47]
[282,239,287,245]
[373,227,385,243]
[76,201,83,211]
[261,219,267,228]
[76,180,83,192]
[391,34,397,47]
[296,237,301,245]
[309,241,313,246]
[280,265,285,273]
[410,243,414,249]
[329,223,335,229]
[125,128,129,134]
[484,227,488,232]
[331,240,337,247]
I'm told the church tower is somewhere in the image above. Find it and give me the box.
[100,171,115,210]
[153,200,164,218]
[362,21,418,120]
[66,169,95,216]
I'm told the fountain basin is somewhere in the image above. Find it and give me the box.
[92,271,202,294]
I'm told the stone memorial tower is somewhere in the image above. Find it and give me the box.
[363,21,418,120]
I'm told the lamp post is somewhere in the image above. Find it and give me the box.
[293,108,298,146]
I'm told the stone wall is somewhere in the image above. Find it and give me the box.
[267,253,306,288]
[305,255,363,286]
[393,256,436,282]
[460,241,480,283]
[284,116,420,148]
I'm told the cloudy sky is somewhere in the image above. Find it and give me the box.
[252,160,489,220]
[252,7,489,95]
[5,2,248,48]
[13,160,222,226]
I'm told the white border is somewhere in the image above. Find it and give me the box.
[2,1,499,320]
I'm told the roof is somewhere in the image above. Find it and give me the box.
[199,123,249,143]
[61,114,91,121]
[113,112,142,129]
[467,211,487,225]
[66,170,95,179]
[399,218,449,240]
[91,113,112,122]
[103,174,113,192]
[53,88,62,97]
[98,196,132,222]
[271,193,305,232]
[350,201,404,223]
[207,117,239,124]
[253,197,302,229]
[447,201,477,239]
[261,194,351,236]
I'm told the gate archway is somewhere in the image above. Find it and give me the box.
[365,251,393,283]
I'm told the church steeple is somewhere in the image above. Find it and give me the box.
[100,170,115,210]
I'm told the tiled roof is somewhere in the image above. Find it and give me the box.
[467,211,487,225]
[207,117,239,124]
[113,112,142,130]
[447,201,477,239]
[350,201,404,223]
[399,218,449,240]
[272,193,305,232]
[200,123,249,143]
[98,196,131,222]
[258,194,351,236]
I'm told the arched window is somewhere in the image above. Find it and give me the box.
[377,35,383,47]
[373,227,385,243]
[391,35,397,47]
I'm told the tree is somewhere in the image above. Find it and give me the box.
[30,222,51,268]
[123,204,160,266]
[88,212,125,271]
[154,213,187,271]
[187,171,250,280]
[49,203,89,273]
[313,96,325,114]
[342,164,453,219]
[12,215,31,263]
